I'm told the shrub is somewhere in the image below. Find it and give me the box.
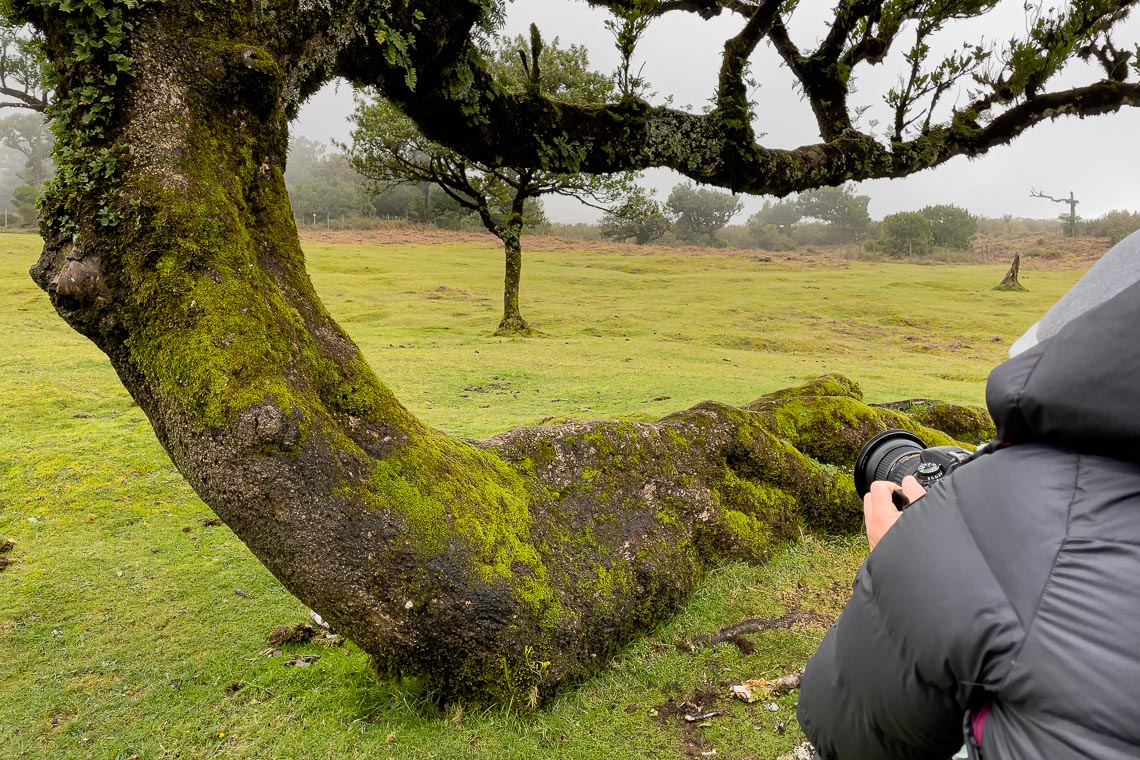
[879,211,934,256]
[920,204,977,249]
[1084,210,1140,243]
[747,222,796,251]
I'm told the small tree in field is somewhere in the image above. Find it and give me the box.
[599,187,671,244]
[749,198,802,236]
[666,183,743,244]
[796,184,872,243]
[348,30,631,335]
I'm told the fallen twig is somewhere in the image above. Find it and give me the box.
[685,611,830,653]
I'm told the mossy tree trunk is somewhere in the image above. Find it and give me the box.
[463,169,538,337]
[495,224,530,335]
[994,253,1028,291]
[13,0,1090,706]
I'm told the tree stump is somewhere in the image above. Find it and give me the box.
[994,254,1028,291]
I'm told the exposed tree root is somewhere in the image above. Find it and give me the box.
[493,316,544,337]
[684,611,833,653]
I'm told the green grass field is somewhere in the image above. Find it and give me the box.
[0,230,1087,759]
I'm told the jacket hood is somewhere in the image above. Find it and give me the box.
[987,275,1140,463]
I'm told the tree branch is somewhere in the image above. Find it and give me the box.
[816,0,884,64]
[1030,189,1079,205]
[769,15,856,140]
[583,0,754,20]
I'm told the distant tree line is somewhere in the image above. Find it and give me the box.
[1083,210,1140,243]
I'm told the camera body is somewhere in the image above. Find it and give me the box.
[853,430,974,504]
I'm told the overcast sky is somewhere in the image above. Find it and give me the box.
[294,0,1140,224]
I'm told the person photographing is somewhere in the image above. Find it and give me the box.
[797,230,1140,759]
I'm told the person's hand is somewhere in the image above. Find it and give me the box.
[864,476,927,551]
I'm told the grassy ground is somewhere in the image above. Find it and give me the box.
[0,230,1089,759]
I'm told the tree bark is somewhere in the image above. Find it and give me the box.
[494,223,533,336]
[13,0,1002,706]
[994,254,1028,291]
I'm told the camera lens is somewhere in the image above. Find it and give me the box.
[853,430,926,497]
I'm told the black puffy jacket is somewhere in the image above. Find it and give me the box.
[797,277,1140,759]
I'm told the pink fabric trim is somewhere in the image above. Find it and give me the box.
[972,703,991,747]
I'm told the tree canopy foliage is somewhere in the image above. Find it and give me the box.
[748,184,872,246]
[750,197,803,236]
[599,186,671,244]
[288,150,375,223]
[921,203,978,249]
[796,185,872,242]
[0,110,51,222]
[666,182,744,243]
[879,209,936,255]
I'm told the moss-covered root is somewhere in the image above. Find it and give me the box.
[464,375,977,704]
[742,374,984,470]
[753,373,865,402]
[453,391,868,705]
[493,315,544,337]
[873,399,997,444]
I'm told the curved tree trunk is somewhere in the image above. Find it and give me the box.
[17,0,988,706]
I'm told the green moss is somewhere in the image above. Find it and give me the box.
[363,430,565,625]
[716,469,799,558]
[909,402,996,444]
[724,509,772,556]
[105,48,419,438]
[746,384,966,469]
[755,373,863,402]
[594,563,616,597]
[663,427,689,448]
[751,394,885,466]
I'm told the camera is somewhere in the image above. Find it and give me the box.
[853,430,974,506]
